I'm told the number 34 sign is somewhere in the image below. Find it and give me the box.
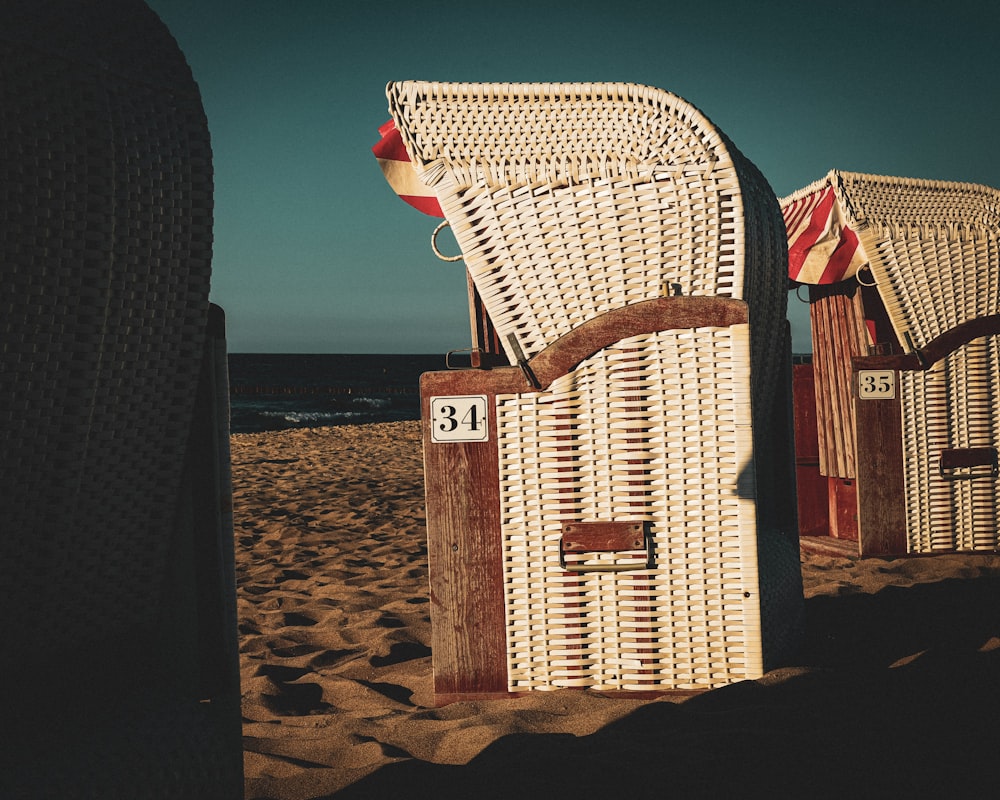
[430,395,489,443]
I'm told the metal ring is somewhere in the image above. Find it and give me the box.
[856,265,877,287]
[794,283,810,303]
[431,220,463,262]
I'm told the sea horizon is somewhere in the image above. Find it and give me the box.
[227,352,447,434]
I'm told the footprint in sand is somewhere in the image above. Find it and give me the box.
[256,663,311,682]
[350,734,412,759]
[281,611,318,627]
[261,681,331,716]
[357,680,416,707]
[369,641,431,667]
[309,648,363,669]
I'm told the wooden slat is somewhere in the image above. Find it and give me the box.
[851,362,907,555]
[808,284,870,479]
[466,271,509,368]
[420,369,522,702]
[856,314,1000,373]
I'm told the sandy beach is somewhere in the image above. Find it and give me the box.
[234,421,1000,799]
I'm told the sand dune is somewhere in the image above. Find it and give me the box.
[233,422,1000,799]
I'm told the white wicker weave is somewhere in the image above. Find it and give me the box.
[900,336,999,552]
[498,326,760,689]
[391,81,802,691]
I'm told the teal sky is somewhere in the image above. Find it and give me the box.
[147,0,1000,354]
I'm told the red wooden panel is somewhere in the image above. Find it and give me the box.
[792,362,820,462]
[794,465,830,538]
[828,477,859,542]
[792,362,830,537]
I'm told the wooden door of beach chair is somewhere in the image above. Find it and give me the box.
[378,81,803,700]
[0,2,242,796]
[782,171,1000,555]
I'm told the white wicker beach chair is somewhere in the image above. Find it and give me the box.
[782,171,1000,555]
[383,81,803,698]
[0,2,242,796]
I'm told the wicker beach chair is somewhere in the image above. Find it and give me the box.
[0,2,242,796]
[380,81,803,698]
[782,171,1000,555]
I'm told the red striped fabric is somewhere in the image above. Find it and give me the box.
[372,119,444,217]
[783,186,867,284]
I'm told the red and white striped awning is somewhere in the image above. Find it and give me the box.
[372,119,443,217]
[782,185,867,284]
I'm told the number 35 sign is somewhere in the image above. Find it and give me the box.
[430,395,489,443]
[857,369,896,400]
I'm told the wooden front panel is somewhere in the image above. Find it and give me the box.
[420,368,527,703]
[851,365,906,555]
[827,477,859,542]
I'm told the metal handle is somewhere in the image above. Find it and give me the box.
[431,220,463,262]
[558,522,654,573]
[939,448,998,481]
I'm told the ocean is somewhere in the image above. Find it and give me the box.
[228,353,446,433]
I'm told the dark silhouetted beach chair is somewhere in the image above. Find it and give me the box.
[0,1,242,796]
[376,81,804,701]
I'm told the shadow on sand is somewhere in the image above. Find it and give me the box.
[332,575,1000,799]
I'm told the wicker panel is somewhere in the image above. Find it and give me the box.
[1,1,243,795]
[497,326,776,691]
[901,335,1000,552]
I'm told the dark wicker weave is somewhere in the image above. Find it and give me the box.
[1,1,241,796]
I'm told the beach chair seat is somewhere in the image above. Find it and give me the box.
[379,81,804,699]
[0,2,242,796]
[782,171,1000,555]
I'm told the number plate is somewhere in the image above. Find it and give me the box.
[430,395,489,443]
[858,369,896,400]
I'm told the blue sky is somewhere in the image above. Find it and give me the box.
[147,0,1000,353]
